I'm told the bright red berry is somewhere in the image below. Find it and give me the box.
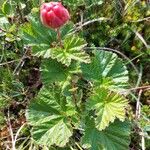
[40,2,70,29]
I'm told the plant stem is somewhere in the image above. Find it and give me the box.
[39,0,44,5]
[16,3,24,23]
[57,28,62,48]
[71,81,78,107]
[129,85,150,91]
[71,81,80,112]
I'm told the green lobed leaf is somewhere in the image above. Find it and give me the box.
[20,15,56,52]
[49,35,91,66]
[81,50,129,91]
[26,86,78,147]
[41,59,68,84]
[36,35,90,66]
[41,59,81,84]
[82,118,131,150]
[31,119,72,147]
[86,87,128,130]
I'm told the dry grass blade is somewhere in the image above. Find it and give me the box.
[133,30,150,49]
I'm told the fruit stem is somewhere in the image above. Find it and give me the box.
[57,28,62,48]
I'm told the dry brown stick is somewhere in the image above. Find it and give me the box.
[13,48,29,75]
[128,85,150,91]
[0,59,21,66]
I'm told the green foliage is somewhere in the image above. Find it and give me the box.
[81,50,129,91]
[20,14,56,52]
[21,13,90,66]
[82,119,131,150]
[2,0,14,16]
[85,0,103,7]
[20,12,74,53]
[27,47,130,148]
[140,105,150,128]
[41,59,81,84]
[0,112,5,127]
[49,35,90,66]
[41,59,68,83]
[1,0,150,150]
[87,87,128,130]
[35,35,90,66]
[62,0,103,10]
[26,86,78,147]
[0,95,9,126]
[63,0,85,9]
[0,69,24,100]
[0,16,10,30]
[23,11,131,147]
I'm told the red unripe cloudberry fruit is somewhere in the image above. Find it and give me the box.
[40,2,70,29]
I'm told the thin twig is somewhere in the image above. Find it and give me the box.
[135,89,146,150]
[7,110,15,150]
[141,130,145,150]
[135,89,142,120]
[75,142,83,150]
[80,10,84,28]
[135,64,143,90]
[13,48,29,75]
[133,30,150,49]
[72,18,110,33]
[14,123,26,147]
[125,54,143,66]
[129,85,150,91]
[130,17,150,23]
[124,0,138,16]
[0,59,21,66]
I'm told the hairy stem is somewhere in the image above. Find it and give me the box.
[57,28,62,48]
[71,81,81,113]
